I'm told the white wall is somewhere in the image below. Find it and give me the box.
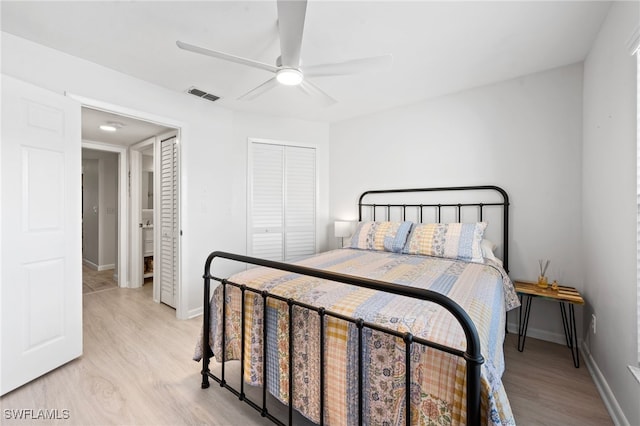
[82,159,99,266]
[181,110,331,291]
[330,63,585,342]
[99,153,118,268]
[582,2,639,425]
[82,149,118,271]
[1,32,330,319]
[81,151,118,270]
[232,112,332,250]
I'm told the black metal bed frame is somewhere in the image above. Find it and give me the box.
[201,185,510,426]
[358,185,509,273]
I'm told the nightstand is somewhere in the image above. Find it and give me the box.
[513,280,585,368]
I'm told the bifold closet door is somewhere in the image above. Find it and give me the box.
[248,141,316,262]
[159,136,177,308]
[283,146,315,261]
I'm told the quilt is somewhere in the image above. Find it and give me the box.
[195,248,519,425]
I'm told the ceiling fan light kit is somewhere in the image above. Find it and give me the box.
[99,121,124,132]
[276,68,303,86]
[176,0,392,106]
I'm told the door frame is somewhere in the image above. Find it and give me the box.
[66,93,186,318]
[129,137,155,292]
[81,140,127,287]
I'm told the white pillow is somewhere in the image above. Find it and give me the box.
[480,239,502,265]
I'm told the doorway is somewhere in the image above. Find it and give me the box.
[81,148,119,294]
[78,104,181,315]
[129,131,179,308]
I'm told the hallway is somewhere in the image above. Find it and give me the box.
[82,265,118,295]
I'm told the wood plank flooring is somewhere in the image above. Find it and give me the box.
[0,284,612,425]
[502,333,611,425]
[82,265,118,294]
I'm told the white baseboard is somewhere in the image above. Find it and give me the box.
[188,306,203,319]
[506,321,571,346]
[507,321,628,424]
[82,258,99,270]
[581,342,630,426]
[97,263,115,272]
[82,259,116,272]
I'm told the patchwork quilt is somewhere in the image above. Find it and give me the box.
[194,248,519,425]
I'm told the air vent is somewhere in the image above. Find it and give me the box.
[186,87,220,102]
[202,93,220,102]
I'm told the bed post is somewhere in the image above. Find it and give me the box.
[201,253,215,389]
[466,351,483,425]
[500,187,510,273]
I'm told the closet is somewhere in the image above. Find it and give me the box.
[158,136,178,307]
[248,140,316,262]
[131,133,178,309]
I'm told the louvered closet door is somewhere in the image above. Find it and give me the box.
[249,142,316,262]
[284,146,315,261]
[250,143,284,261]
[159,137,177,308]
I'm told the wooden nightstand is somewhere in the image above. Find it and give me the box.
[513,280,585,368]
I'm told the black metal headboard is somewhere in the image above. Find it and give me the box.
[358,185,510,272]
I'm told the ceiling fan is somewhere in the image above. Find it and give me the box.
[176,0,392,106]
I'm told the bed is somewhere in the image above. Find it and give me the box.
[195,186,519,425]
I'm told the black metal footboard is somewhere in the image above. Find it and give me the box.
[201,251,485,426]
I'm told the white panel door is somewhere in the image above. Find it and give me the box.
[1,75,82,395]
[159,137,177,308]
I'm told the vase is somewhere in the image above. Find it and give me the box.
[537,275,548,289]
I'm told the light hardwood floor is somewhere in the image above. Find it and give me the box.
[0,284,612,425]
[502,334,612,425]
[82,265,118,294]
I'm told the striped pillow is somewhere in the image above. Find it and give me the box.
[349,221,413,253]
[402,222,487,263]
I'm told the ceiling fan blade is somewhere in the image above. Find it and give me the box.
[176,40,278,73]
[277,0,307,67]
[237,77,279,101]
[304,54,393,77]
[298,80,337,107]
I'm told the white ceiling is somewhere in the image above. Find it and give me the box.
[82,107,174,147]
[1,1,611,124]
